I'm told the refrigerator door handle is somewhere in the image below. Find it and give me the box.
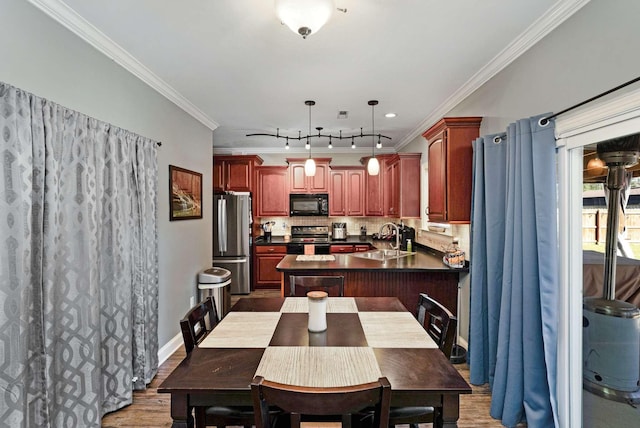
[240,197,247,245]
[217,198,227,253]
[217,198,222,252]
[214,258,247,263]
[221,198,228,252]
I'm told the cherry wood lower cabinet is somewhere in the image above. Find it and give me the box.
[330,244,355,254]
[281,270,460,316]
[330,244,372,254]
[254,245,287,289]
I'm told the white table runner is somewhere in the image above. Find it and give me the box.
[255,346,382,387]
[280,297,358,313]
[358,312,438,348]
[199,312,281,348]
[295,255,336,261]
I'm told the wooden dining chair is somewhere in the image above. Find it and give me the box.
[180,297,254,428]
[387,293,458,428]
[251,375,392,428]
[289,275,345,297]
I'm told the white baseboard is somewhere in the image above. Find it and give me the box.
[158,332,184,366]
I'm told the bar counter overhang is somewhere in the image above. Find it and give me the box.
[276,250,467,316]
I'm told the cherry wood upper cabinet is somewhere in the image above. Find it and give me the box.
[384,159,399,217]
[255,166,289,217]
[346,169,365,216]
[362,155,392,217]
[213,155,263,192]
[287,158,331,193]
[422,117,482,223]
[330,167,365,217]
[329,169,346,216]
[384,153,421,218]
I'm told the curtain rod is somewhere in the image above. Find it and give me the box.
[492,76,640,143]
[539,75,640,126]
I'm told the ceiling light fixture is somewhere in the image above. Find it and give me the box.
[385,112,397,118]
[246,100,392,151]
[367,100,380,176]
[304,101,316,176]
[275,0,346,39]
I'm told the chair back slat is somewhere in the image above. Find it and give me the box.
[416,293,457,358]
[289,275,345,297]
[180,297,219,354]
[251,376,391,428]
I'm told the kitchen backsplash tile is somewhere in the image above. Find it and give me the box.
[255,216,471,259]
[256,217,407,238]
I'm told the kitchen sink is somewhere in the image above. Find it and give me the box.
[349,249,414,261]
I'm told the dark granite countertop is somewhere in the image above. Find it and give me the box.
[253,235,376,246]
[255,234,467,272]
[276,248,467,273]
[253,236,289,245]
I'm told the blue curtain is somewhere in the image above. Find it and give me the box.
[469,114,558,427]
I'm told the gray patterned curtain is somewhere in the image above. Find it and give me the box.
[0,82,159,427]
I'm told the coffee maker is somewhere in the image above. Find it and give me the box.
[400,226,415,251]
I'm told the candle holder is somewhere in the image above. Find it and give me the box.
[307,291,328,332]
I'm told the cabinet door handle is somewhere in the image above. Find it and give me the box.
[268,248,274,252]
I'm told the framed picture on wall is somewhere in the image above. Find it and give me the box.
[169,165,203,220]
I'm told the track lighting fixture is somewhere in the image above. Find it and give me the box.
[246,100,391,155]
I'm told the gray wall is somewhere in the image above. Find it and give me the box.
[1,0,214,348]
[440,0,640,343]
[448,0,640,133]
[6,0,639,353]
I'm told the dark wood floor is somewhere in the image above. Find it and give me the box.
[102,290,512,427]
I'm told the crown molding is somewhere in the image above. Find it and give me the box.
[395,0,591,150]
[27,0,219,131]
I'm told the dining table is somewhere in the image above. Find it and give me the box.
[158,296,471,428]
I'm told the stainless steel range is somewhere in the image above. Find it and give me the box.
[286,226,331,255]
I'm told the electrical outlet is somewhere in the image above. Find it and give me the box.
[190,296,195,307]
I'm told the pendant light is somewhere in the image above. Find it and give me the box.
[367,100,380,176]
[304,100,316,176]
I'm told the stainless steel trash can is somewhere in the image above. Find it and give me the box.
[198,267,232,319]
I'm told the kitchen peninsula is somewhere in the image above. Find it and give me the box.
[276,243,467,314]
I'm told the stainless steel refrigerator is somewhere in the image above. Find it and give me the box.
[213,193,251,294]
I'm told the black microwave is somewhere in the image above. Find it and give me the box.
[290,193,329,216]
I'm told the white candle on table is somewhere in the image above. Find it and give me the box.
[307,291,328,332]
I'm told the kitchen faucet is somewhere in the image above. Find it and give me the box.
[379,222,400,252]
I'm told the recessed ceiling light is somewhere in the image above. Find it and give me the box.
[385,112,397,118]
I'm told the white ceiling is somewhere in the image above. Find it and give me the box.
[32,0,589,154]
